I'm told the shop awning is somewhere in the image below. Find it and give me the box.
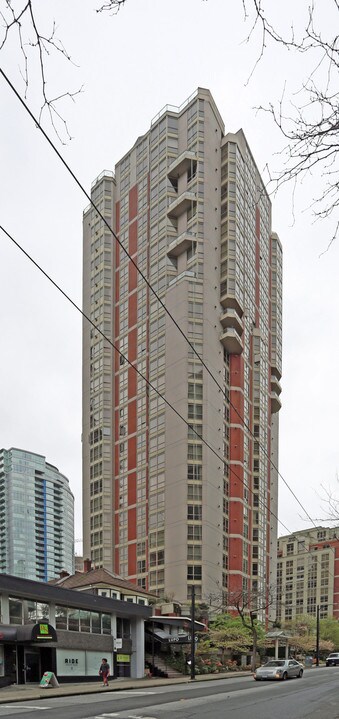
[146,627,196,645]
[0,623,57,643]
[0,626,17,641]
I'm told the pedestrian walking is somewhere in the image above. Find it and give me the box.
[99,658,110,686]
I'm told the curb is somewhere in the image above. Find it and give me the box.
[0,671,253,704]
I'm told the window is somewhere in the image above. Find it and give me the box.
[187,584,202,600]
[187,565,202,580]
[187,505,202,521]
[188,383,203,400]
[9,598,23,625]
[188,525,202,540]
[187,485,202,501]
[80,610,91,633]
[187,545,202,560]
[188,465,202,481]
[187,444,202,461]
[92,612,101,633]
[68,609,80,632]
[188,424,203,439]
[188,404,203,420]
[102,613,111,635]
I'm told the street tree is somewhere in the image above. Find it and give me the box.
[225,587,276,670]
[209,614,264,663]
[283,614,339,654]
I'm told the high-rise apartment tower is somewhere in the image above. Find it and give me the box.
[82,88,282,611]
[0,447,75,581]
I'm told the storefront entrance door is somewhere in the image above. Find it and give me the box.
[24,651,40,683]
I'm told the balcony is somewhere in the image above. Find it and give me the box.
[220,290,243,317]
[167,191,196,219]
[271,374,282,396]
[220,308,243,335]
[168,151,197,181]
[167,232,196,258]
[271,391,282,414]
[220,327,243,354]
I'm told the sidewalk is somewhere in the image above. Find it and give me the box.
[0,671,253,704]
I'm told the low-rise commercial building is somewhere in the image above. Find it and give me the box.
[0,573,151,687]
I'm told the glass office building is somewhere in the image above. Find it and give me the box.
[0,448,74,581]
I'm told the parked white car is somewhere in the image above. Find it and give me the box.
[254,659,304,681]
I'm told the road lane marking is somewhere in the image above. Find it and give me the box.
[113,692,156,695]
[0,706,51,710]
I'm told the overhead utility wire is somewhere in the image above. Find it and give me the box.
[1,225,335,584]
[0,68,318,531]
[0,222,291,538]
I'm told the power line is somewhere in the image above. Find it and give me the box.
[0,223,292,543]
[3,220,336,598]
[0,67,319,532]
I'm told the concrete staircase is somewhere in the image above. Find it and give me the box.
[145,653,184,679]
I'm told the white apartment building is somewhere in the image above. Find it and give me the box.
[82,88,282,612]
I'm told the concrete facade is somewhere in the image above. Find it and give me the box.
[82,88,282,615]
[0,573,150,685]
[277,526,339,622]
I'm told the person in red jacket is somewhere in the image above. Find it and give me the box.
[99,658,110,686]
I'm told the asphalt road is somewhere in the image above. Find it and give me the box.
[1,667,339,719]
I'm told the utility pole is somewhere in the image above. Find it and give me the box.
[316,604,320,667]
[152,619,155,672]
[190,585,196,681]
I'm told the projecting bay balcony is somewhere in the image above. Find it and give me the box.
[220,290,243,317]
[220,308,243,335]
[220,327,243,354]
[167,191,196,218]
[271,374,282,396]
[167,150,197,180]
[167,232,196,258]
[271,391,282,414]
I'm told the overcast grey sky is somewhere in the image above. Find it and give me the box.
[1,0,338,547]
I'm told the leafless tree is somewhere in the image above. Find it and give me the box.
[243,0,339,247]
[0,0,125,141]
[2,0,339,237]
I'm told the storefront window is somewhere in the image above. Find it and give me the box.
[26,600,37,623]
[55,606,68,630]
[91,612,101,634]
[9,597,23,625]
[80,610,90,633]
[37,603,49,621]
[102,613,111,635]
[68,608,80,632]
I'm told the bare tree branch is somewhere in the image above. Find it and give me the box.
[96,0,126,14]
[0,0,84,141]
[244,0,339,244]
